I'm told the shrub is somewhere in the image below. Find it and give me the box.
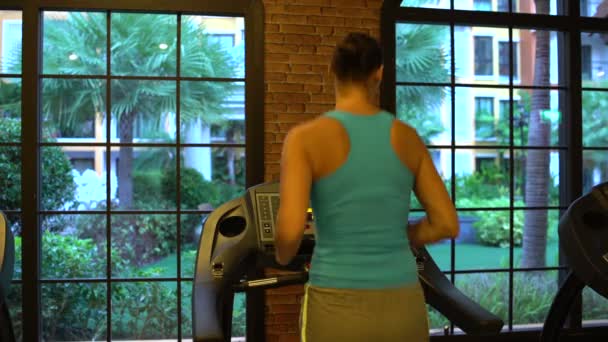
[75,203,177,269]
[161,166,217,209]
[0,118,75,218]
[11,234,187,341]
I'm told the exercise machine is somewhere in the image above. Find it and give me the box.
[0,212,15,342]
[540,182,608,341]
[192,182,505,342]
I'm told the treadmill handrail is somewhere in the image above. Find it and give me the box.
[413,246,504,335]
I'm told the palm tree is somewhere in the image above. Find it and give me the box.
[521,0,552,268]
[395,21,450,144]
[42,12,237,208]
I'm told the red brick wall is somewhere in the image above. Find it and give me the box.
[262,1,383,341]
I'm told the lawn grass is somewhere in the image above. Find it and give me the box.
[145,242,561,276]
[427,241,561,270]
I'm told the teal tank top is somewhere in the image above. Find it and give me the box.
[309,110,418,289]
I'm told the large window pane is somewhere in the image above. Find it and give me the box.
[40,146,81,211]
[395,23,451,84]
[410,148,452,210]
[583,150,608,194]
[514,149,562,207]
[7,284,21,342]
[580,0,607,17]
[180,147,246,209]
[6,214,20,280]
[180,81,245,144]
[111,80,176,143]
[41,79,106,142]
[513,271,558,327]
[41,282,107,341]
[513,209,562,268]
[456,210,510,270]
[428,305,450,335]
[180,282,246,338]
[455,27,509,83]
[0,147,20,211]
[0,78,21,140]
[513,89,563,147]
[455,87,510,144]
[582,91,608,147]
[583,286,608,324]
[517,0,560,15]
[42,12,107,75]
[397,86,451,145]
[41,146,109,211]
[182,16,244,79]
[400,0,450,9]
[111,13,177,76]
[111,281,178,340]
[455,149,511,209]
[517,30,562,87]
[455,0,510,12]
[111,146,176,210]
[181,213,208,278]
[41,215,107,280]
[581,32,607,87]
[0,11,22,74]
[111,214,177,278]
[455,273,509,331]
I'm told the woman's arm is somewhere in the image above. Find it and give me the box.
[409,139,459,247]
[274,127,313,266]
[393,121,459,247]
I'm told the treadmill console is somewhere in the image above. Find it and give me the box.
[247,183,315,256]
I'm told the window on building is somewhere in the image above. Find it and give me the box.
[473,0,492,11]
[581,0,589,17]
[499,41,518,78]
[497,0,509,12]
[475,97,495,140]
[209,33,235,50]
[474,36,493,76]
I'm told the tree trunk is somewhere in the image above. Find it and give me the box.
[118,111,135,209]
[521,0,551,268]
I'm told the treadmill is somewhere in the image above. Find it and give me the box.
[540,182,608,342]
[192,182,504,342]
[0,212,15,342]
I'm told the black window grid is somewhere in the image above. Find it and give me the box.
[1,1,265,341]
[383,0,608,334]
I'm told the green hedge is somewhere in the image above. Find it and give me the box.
[12,234,189,340]
[0,118,76,216]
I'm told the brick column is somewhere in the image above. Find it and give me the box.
[262,1,383,341]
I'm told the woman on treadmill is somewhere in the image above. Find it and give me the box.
[274,32,460,342]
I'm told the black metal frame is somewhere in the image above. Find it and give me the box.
[381,0,608,338]
[0,1,264,341]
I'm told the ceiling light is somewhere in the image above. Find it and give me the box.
[159,43,168,50]
[68,53,78,61]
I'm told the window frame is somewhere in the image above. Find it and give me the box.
[5,1,265,341]
[474,35,494,76]
[382,0,608,337]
